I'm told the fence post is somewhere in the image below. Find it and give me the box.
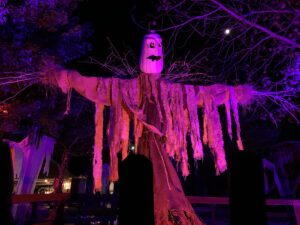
[293,200,300,225]
[53,200,65,225]
[229,151,267,225]
[30,202,38,223]
[211,204,216,225]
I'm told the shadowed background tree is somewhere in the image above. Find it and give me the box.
[0,0,92,137]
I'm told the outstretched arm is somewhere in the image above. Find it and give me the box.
[54,70,111,105]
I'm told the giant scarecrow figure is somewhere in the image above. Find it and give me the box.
[51,32,257,224]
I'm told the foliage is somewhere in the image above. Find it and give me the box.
[0,0,93,140]
[0,0,92,72]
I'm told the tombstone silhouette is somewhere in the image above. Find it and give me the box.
[0,139,14,225]
[229,151,267,225]
[119,154,154,225]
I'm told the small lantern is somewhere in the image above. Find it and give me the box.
[63,180,71,192]
[139,32,163,74]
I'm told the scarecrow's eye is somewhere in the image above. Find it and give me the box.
[158,43,161,47]
[150,42,155,48]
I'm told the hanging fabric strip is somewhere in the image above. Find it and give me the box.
[229,87,244,150]
[121,106,130,160]
[203,88,227,175]
[42,136,55,175]
[169,84,181,161]
[225,99,232,140]
[10,147,15,172]
[108,79,122,182]
[93,103,104,193]
[150,75,163,122]
[185,85,203,160]
[127,78,143,152]
[171,84,189,175]
[181,86,189,176]
[160,81,175,158]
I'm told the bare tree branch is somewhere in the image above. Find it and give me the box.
[209,0,300,48]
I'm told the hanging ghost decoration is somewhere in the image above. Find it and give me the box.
[139,32,163,74]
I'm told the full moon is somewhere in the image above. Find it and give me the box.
[225,28,231,35]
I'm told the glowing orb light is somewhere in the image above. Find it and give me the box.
[225,29,231,35]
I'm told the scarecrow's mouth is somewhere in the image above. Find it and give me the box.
[147,55,162,61]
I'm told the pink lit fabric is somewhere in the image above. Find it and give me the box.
[53,70,251,190]
[53,70,254,224]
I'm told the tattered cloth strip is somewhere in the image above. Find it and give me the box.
[225,99,232,140]
[185,85,203,160]
[229,86,244,150]
[160,81,176,157]
[93,103,104,193]
[199,85,228,174]
[52,70,254,180]
[108,79,122,182]
[120,106,130,160]
[128,79,143,152]
[169,83,189,175]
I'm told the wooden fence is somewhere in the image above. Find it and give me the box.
[12,194,300,224]
[187,196,300,225]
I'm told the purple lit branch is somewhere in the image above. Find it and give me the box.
[132,8,221,32]
[209,0,300,48]
[0,72,42,86]
[253,90,300,124]
[0,72,42,103]
[131,0,300,82]
[130,0,300,123]
[87,39,138,78]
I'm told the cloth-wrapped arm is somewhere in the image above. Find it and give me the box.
[54,70,111,105]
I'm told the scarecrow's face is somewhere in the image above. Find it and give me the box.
[139,33,163,74]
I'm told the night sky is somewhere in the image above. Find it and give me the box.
[71,0,159,75]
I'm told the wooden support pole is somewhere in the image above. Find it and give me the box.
[293,200,300,225]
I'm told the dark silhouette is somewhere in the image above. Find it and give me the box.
[229,151,267,225]
[119,154,154,225]
[0,138,14,225]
